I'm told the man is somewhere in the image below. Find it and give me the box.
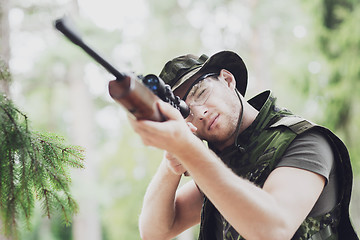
[130,51,358,239]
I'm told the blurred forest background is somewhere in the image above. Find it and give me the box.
[0,0,359,239]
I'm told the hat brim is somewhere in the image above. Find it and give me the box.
[173,51,248,99]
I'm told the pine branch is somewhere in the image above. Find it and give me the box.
[0,94,85,238]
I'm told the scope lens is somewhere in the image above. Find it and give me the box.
[144,76,160,92]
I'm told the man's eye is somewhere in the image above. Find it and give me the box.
[197,88,206,98]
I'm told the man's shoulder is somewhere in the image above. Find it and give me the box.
[269,115,317,135]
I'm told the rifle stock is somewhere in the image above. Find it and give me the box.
[54,16,165,121]
[108,76,164,121]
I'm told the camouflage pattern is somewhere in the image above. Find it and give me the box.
[159,51,248,97]
[159,53,208,89]
[292,209,340,240]
[198,91,358,240]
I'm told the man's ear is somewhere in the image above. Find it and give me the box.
[219,69,236,89]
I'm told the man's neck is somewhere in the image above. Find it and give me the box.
[214,102,259,152]
[238,102,259,134]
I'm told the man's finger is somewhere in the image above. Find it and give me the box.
[187,122,198,133]
[156,100,183,120]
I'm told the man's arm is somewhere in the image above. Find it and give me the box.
[172,136,325,240]
[132,101,325,240]
[138,155,203,240]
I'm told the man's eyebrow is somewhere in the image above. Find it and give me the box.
[188,80,206,98]
[188,83,201,98]
[186,73,218,99]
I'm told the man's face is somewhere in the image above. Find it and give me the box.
[185,75,241,149]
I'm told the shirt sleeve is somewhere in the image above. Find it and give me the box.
[276,129,334,184]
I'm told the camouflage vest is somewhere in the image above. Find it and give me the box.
[198,91,358,240]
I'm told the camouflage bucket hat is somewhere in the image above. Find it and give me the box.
[159,50,248,99]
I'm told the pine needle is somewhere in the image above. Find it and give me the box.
[0,94,84,238]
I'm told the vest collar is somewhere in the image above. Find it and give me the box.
[214,90,277,156]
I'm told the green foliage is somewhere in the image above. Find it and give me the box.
[0,94,84,238]
[301,0,360,172]
[0,59,11,86]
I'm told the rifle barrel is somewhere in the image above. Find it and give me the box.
[54,17,126,80]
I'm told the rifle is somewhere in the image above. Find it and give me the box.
[54,17,189,121]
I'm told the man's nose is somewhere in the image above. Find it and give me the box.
[192,105,208,121]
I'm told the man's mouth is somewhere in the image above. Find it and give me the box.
[208,114,219,130]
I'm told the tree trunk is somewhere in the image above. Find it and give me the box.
[67,63,102,240]
[248,0,272,94]
[350,177,360,234]
[63,0,102,237]
[0,0,12,238]
[0,0,10,96]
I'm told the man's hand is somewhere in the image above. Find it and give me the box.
[164,151,187,175]
[128,100,197,154]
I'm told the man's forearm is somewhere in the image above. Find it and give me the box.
[173,138,288,240]
[139,158,181,239]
